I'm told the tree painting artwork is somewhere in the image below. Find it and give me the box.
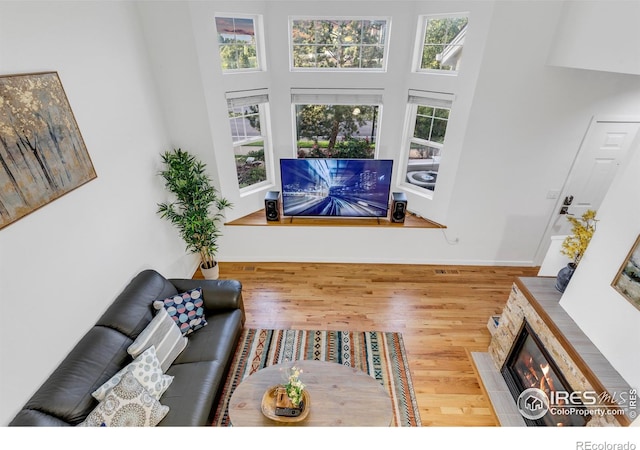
[612,234,640,311]
[0,72,96,229]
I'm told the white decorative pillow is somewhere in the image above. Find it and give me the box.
[92,346,173,402]
[81,371,169,426]
[128,308,188,372]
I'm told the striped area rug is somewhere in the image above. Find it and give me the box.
[212,329,421,426]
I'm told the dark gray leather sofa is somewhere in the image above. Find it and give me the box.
[9,269,245,426]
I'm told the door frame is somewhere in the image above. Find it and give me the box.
[534,114,640,266]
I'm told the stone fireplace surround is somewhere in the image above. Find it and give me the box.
[472,276,633,427]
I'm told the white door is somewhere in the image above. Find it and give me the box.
[537,117,640,266]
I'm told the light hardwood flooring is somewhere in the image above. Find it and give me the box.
[196,262,540,427]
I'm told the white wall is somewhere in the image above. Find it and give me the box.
[446,1,640,266]
[547,0,640,76]
[135,0,224,183]
[560,132,640,389]
[0,1,197,425]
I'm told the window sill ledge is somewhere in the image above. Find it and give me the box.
[225,210,445,228]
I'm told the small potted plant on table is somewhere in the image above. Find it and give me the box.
[275,365,306,417]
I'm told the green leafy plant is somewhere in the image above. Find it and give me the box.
[157,148,232,270]
[560,209,597,265]
[299,139,374,159]
[332,138,374,159]
[283,366,305,408]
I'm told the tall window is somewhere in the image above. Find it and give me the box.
[416,14,468,73]
[215,16,261,71]
[290,18,389,70]
[227,91,271,190]
[403,91,453,193]
[292,89,382,158]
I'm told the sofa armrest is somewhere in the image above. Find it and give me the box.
[168,278,245,324]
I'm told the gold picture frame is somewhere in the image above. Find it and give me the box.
[611,234,640,311]
[0,72,96,229]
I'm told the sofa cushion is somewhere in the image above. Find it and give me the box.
[154,311,244,426]
[9,409,72,426]
[153,287,207,336]
[13,326,132,425]
[159,361,226,426]
[128,308,188,372]
[96,270,179,339]
[173,310,244,365]
[92,346,173,402]
[169,279,244,314]
[81,372,169,427]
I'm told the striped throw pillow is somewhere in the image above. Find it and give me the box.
[128,308,188,372]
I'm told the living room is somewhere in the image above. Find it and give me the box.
[1,0,639,443]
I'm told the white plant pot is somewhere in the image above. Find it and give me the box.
[200,262,219,280]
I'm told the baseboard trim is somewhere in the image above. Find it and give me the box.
[216,256,537,266]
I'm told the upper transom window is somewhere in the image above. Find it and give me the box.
[290,18,389,70]
[215,15,262,72]
[416,14,468,73]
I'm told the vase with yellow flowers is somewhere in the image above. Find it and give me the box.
[283,365,305,409]
[272,364,306,418]
[556,209,597,293]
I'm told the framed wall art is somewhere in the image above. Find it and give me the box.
[611,234,640,311]
[0,72,96,230]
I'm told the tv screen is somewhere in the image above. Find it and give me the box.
[280,158,394,218]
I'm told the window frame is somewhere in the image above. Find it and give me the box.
[288,16,391,72]
[399,90,454,198]
[226,90,274,195]
[290,88,384,159]
[412,12,469,75]
[214,14,266,73]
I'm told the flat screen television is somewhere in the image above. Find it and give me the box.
[280,158,394,218]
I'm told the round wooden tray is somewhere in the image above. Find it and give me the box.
[261,385,310,423]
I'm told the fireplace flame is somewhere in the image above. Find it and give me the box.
[541,363,549,376]
[539,363,556,392]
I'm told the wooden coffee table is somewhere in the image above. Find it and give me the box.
[228,360,393,426]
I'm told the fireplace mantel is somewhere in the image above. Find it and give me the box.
[473,276,633,426]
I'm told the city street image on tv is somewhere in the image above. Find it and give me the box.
[280,159,393,217]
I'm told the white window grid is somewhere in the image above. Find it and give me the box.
[401,90,455,195]
[413,13,469,74]
[290,88,384,158]
[289,17,390,72]
[226,90,272,192]
[214,14,266,73]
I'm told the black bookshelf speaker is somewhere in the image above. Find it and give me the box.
[265,191,280,222]
[391,192,407,223]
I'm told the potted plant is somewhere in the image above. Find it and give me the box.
[157,148,232,279]
[556,209,597,292]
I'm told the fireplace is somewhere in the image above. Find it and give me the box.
[484,278,631,426]
[501,320,590,426]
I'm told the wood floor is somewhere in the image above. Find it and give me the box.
[196,262,540,427]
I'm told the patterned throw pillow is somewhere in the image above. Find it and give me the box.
[92,346,173,402]
[153,287,207,336]
[128,308,188,372]
[81,371,169,426]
